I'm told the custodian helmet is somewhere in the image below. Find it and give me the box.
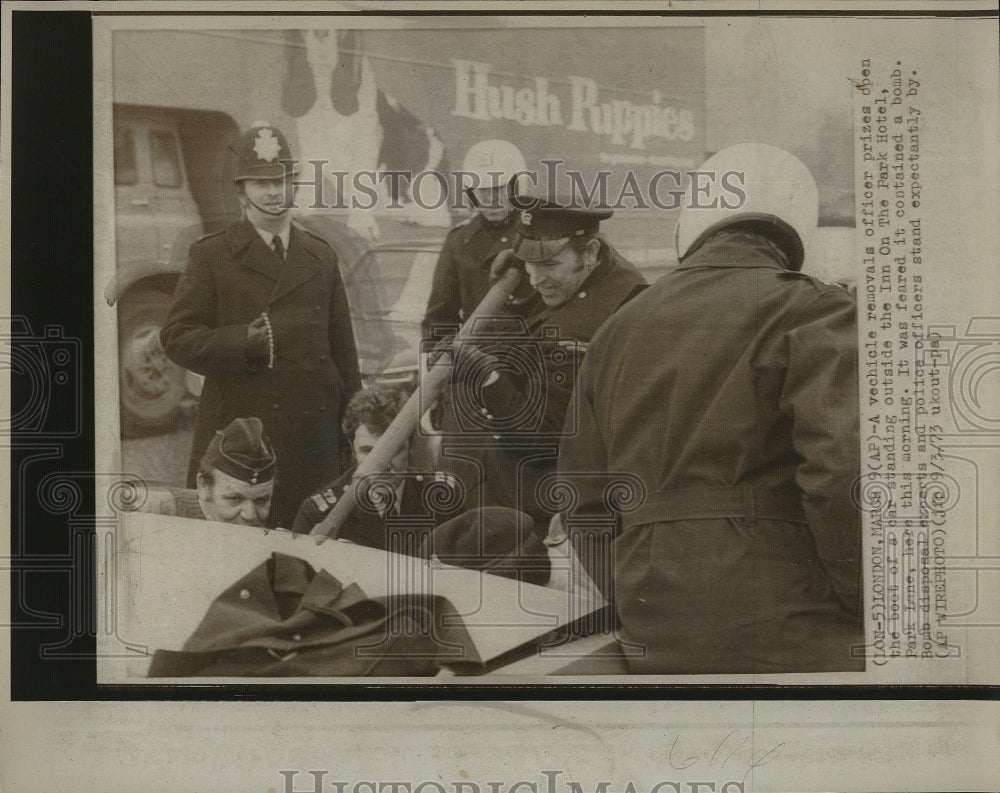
[675,143,819,271]
[462,139,528,197]
[231,121,298,182]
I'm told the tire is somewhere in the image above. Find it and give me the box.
[117,287,188,438]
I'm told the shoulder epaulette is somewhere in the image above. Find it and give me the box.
[310,487,339,514]
[298,226,337,251]
[777,269,811,280]
[778,269,848,295]
[448,217,473,234]
[433,471,458,488]
[556,339,589,356]
[195,229,226,243]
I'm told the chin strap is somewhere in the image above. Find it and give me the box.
[245,194,290,217]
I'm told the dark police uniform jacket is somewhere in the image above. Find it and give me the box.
[161,219,361,530]
[452,242,646,522]
[422,213,520,338]
[557,230,863,674]
[290,465,464,552]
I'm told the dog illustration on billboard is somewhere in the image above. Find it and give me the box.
[281,29,452,238]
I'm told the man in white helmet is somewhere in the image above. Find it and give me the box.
[421,140,530,339]
[556,143,862,674]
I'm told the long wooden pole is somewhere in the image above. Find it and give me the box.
[310,266,522,542]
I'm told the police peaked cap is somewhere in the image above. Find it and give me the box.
[231,122,298,181]
[202,417,277,485]
[510,198,612,263]
[420,506,551,586]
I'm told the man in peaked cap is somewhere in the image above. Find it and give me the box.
[556,143,863,674]
[161,122,361,529]
[440,198,646,525]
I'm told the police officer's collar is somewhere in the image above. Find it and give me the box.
[524,242,613,318]
[677,229,792,272]
[467,210,517,239]
[251,223,291,254]
[576,241,612,290]
[679,218,800,270]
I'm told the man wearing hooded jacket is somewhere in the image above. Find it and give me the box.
[557,144,863,674]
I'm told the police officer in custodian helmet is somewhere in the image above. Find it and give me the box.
[161,122,361,529]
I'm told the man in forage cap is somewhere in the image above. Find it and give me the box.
[134,416,277,528]
[196,416,277,527]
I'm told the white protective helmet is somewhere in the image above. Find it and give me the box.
[675,143,819,271]
[462,139,528,197]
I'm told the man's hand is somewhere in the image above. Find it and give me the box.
[488,249,526,285]
[426,333,457,369]
[245,314,270,360]
[489,249,536,306]
[426,335,499,380]
[454,342,499,384]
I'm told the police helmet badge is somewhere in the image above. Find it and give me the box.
[253,128,282,163]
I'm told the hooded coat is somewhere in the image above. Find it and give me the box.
[558,230,863,674]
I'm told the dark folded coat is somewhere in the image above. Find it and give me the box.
[148,553,482,677]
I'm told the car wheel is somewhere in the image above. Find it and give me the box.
[118,287,188,438]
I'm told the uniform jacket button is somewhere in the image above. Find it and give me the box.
[239,589,251,600]
[292,633,302,641]
[578,290,587,299]
[319,405,327,412]
[272,403,280,410]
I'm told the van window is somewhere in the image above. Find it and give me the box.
[150,131,182,188]
[115,126,138,185]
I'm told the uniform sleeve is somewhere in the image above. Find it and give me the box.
[160,241,259,376]
[422,233,463,340]
[779,290,862,616]
[479,339,583,435]
[556,346,618,599]
[290,495,324,534]
[326,253,362,400]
